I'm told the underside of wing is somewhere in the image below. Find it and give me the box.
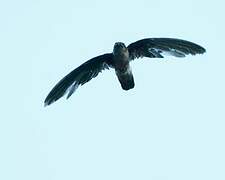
[44,53,113,106]
[127,38,206,60]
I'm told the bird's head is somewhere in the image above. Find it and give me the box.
[113,42,127,55]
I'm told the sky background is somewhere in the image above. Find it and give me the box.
[0,0,225,180]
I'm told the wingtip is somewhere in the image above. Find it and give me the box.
[44,98,52,107]
[190,45,206,56]
[202,47,206,54]
[196,42,206,54]
[44,101,49,107]
[199,46,206,54]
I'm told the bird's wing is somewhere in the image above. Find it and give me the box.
[44,53,114,106]
[127,38,206,60]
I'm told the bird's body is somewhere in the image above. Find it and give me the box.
[44,38,206,106]
[113,42,134,90]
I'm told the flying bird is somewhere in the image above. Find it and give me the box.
[44,38,206,106]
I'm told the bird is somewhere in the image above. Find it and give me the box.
[44,38,206,106]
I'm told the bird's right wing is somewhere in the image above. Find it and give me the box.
[127,38,206,60]
[44,53,114,106]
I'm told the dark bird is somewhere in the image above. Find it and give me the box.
[44,38,206,106]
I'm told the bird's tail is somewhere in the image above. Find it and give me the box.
[116,70,135,91]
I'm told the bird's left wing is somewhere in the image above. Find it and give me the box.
[44,53,114,106]
[127,38,206,60]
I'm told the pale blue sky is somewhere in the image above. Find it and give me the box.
[0,0,225,180]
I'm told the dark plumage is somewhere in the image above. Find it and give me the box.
[44,38,206,106]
